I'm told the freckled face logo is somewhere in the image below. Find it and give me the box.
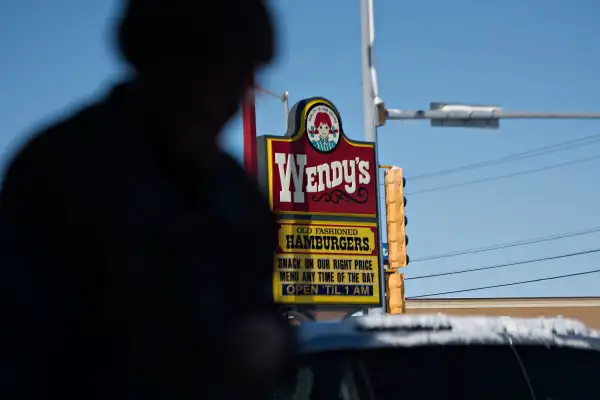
[307,105,340,153]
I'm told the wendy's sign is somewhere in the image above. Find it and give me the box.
[258,97,382,307]
[258,97,377,217]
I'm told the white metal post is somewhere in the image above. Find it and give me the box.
[283,91,290,128]
[361,0,387,315]
[360,0,376,143]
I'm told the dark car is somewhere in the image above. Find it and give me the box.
[274,314,600,399]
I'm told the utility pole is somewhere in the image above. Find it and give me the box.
[360,0,376,143]
[360,0,387,316]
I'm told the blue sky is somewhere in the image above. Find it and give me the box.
[1,0,599,299]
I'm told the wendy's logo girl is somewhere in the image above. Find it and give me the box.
[307,105,340,153]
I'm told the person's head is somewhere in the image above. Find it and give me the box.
[117,0,275,139]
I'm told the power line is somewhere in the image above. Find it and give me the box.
[407,248,600,281]
[408,268,600,298]
[411,226,600,262]
[407,133,600,181]
[405,153,600,195]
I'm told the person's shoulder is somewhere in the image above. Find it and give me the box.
[217,152,247,178]
[1,87,125,202]
[3,87,124,178]
[213,152,276,221]
[218,153,269,200]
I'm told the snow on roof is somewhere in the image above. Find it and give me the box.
[296,314,600,354]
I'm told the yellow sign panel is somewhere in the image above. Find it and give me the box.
[274,221,380,305]
[277,223,376,255]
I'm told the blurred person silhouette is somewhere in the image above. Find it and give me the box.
[0,0,296,399]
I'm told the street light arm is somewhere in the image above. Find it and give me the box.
[254,85,287,101]
[386,109,600,120]
[252,85,291,129]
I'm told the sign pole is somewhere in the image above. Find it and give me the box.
[360,0,376,143]
[361,0,387,315]
[243,74,258,178]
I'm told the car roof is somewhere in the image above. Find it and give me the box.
[295,314,600,354]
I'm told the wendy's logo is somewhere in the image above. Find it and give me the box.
[306,104,340,153]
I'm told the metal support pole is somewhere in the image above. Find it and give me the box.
[367,0,383,119]
[361,0,386,314]
[243,75,258,178]
[360,0,376,143]
[283,91,290,128]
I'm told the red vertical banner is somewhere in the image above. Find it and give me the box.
[243,74,258,178]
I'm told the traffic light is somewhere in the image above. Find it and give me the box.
[384,167,408,314]
[384,168,408,268]
[386,271,405,314]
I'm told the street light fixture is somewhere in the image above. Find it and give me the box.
[382,102,600,128]
[430,103,500,129]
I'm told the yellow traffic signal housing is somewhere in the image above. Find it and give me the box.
[384,168,408,314]
[384,168,408,269]
[386,271,406,314]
